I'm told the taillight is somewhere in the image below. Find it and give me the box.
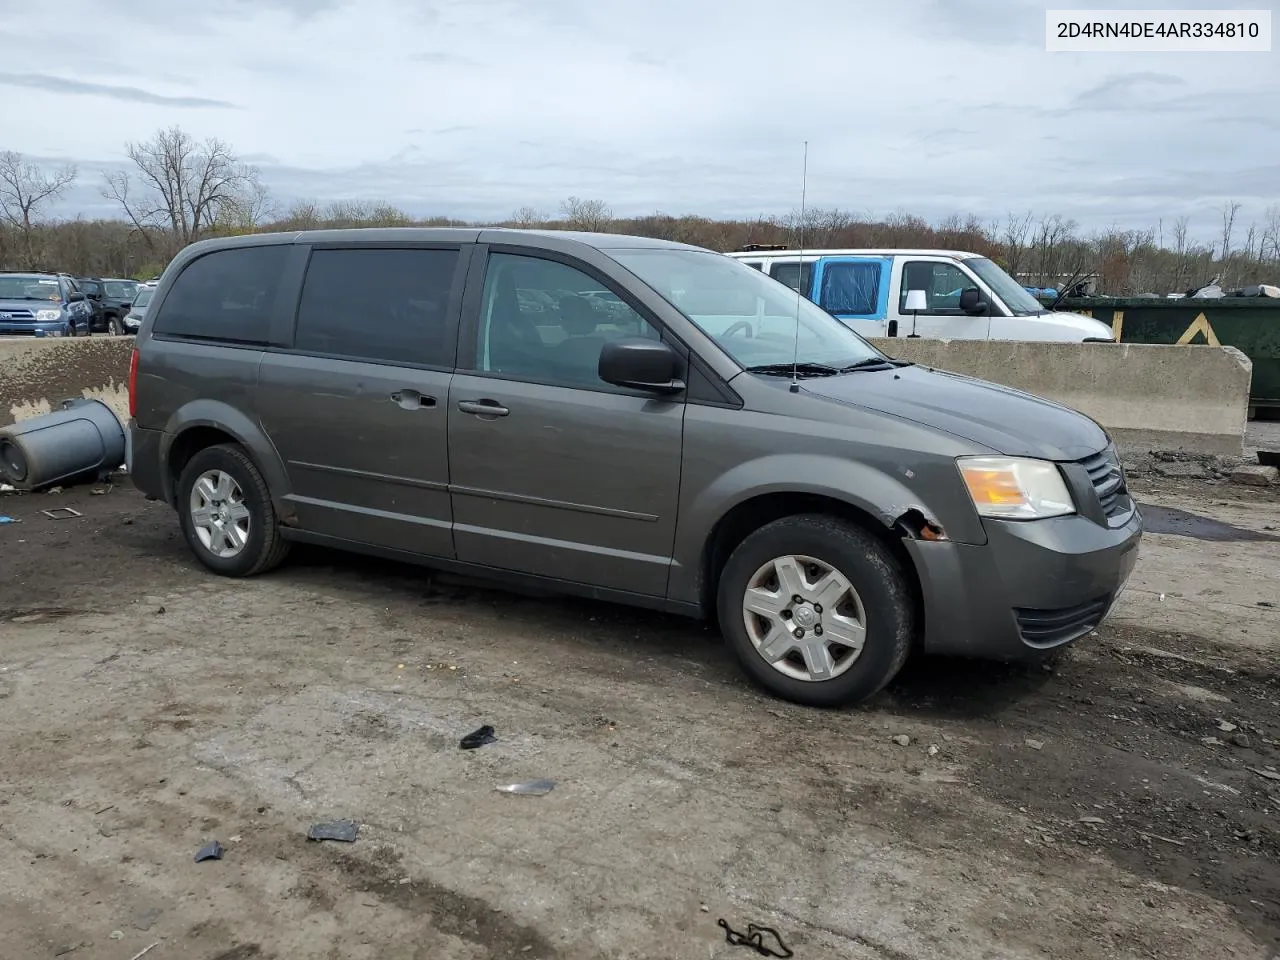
[128,347,139,419]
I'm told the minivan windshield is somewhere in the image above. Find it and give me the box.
[966,257,1047,316]
[610,249,885,372]
[132,286,153,307]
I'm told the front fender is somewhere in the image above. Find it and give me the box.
[667,452,985,607]
[160,399,292,516]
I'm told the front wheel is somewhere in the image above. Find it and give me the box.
[176,444,290,577]
[108,316,123,336]
[716,514,916,707]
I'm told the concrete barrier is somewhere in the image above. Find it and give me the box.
[869,339,1252,456]
[0,336,1254,456]
[0,337,134,427]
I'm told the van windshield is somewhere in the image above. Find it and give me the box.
[610,249,885,371]
[966,258,1047,316]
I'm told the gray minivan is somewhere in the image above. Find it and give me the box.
[128,229,1141,707]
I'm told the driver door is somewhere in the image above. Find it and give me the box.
[891,259,992,340]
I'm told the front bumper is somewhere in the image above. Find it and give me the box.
[905,506,1142,659]
[0,322,67,337]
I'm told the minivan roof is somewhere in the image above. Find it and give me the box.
[726,249,985,260]
[175,227,707,255]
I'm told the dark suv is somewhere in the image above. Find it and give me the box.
[127,229,1142,707]
[76,277,139,334]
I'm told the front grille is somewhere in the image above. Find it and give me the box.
[1078,446,1129,519]
[1014,595,1111,647]
[0,309,36,322]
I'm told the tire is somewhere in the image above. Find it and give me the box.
[175,443,290,577]
[108,315,123,336]
[716,514,916,708]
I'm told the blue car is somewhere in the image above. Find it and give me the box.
[0,272,94,337]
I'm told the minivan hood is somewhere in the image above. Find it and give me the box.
[799,364,1108,460]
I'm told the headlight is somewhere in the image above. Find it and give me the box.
[957,456,1075,520]
[35,309,62,321]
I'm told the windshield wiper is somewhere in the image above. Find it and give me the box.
[743,362,841,377]
[840,357,910,371]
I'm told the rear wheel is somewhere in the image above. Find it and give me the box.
[176,444,290,577]
[716,514,916,707]
[108,315,123,336]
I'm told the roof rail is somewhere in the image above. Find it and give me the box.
[737,243,789,252]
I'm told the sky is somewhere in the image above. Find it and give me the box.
[2,0,1278,239]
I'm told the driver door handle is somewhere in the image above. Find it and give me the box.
[457,399,510,418]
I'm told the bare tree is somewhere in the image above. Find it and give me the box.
[1000,210,1035,279]
[1263,204,1280,261]
[103,126,262,253]
[559,196,612,231]
[510,206,546,227]
[1219,200,1240,261]
[0,151,78,268]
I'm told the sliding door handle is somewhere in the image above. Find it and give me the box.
[457,399,510,418]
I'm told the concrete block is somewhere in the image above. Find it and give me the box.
[0,337,134,427]
[869,339,1252,457]
[1230,464,1280,486]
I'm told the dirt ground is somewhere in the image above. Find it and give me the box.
[1,474,1278,960]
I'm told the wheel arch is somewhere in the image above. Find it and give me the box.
[159,401,293,522]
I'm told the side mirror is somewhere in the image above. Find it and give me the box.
[599,339,685,394]
[68,292,85,302]
[959,287,990,315]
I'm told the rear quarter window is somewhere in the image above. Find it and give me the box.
[151,245,289,344]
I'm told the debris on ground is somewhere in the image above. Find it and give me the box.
[109,930,124,940]
[133,908,161,931]
[128,944,160,960]
[1025,738,1045,750]
[41,507,81,520]
[460,724,497,750]
[496,779,556,796]
[717,918,794,958]
[307,819,359,842]
[1250,768,1280,781]
[891,734,911,746]
[194,840,224,862]
[0,516,18,524]
[1218,720,1238,732]
[927,744,940,756]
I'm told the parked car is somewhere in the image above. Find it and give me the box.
[128,229,1141,707]
[75,277,140,334]
[121,284,154,334]
[727,248,1115,342]
[0,272,93,337]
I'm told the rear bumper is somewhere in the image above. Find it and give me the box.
[129,423,167,502]
[906,507,1142,660]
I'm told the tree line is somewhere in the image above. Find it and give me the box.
[2,126,1278,296]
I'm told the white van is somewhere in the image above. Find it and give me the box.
[726,248,1114,342]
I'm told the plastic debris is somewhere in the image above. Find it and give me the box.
[0,516,18,524]
[41,507,81,520]
[1025,738,1045,750]
[109,931,124,940]
[194,840,224,862]
[460,724,497,750]
[496,779,556,796]
[307,819,359,842]
[129,944,160,960]
[717,918,794,958]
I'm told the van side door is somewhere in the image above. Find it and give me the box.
[890,257,993,340]
[810,256,890,337]
[446,246,685,597]
[255,242,467,558]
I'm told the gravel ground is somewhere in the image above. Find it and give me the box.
[0,476,1277,960]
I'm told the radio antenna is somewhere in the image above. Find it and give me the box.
[789,141,809,393]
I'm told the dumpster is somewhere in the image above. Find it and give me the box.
[1046,297,1280,415]
[0,397,126,491]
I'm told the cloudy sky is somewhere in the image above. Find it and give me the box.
[3,0,1278,237]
